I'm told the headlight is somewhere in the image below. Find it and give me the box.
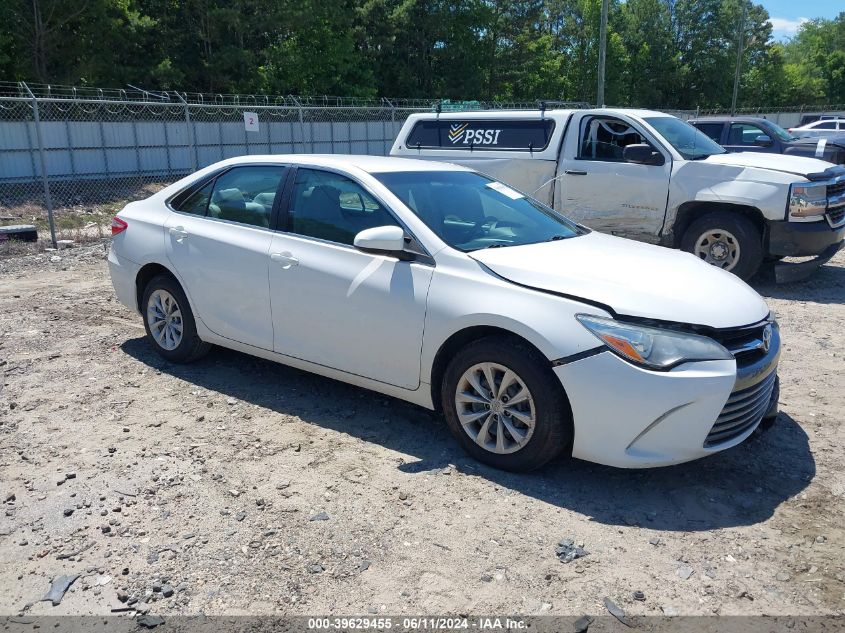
[789,183,827,221]
[576,314,732,370]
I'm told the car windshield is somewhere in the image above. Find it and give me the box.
[645,116,727,160]
[373,170,584,251]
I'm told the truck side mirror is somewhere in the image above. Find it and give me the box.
[754,134,773,147]
[623,144,665,166]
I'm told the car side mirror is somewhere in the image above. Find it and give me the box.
[353,225,406,255]
[623,143,665,166]
[754,134,773,147]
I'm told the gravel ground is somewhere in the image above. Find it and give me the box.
[0,243,843,619]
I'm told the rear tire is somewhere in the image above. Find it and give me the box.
[441,336,572,472]
[681,211,763,280]
[141,274,211,363]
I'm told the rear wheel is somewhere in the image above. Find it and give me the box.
[142,274,210,363]
[441,337,572,472]
[681,211,763,280]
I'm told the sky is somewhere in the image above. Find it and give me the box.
[759,0,842,40]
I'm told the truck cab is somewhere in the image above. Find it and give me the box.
[391,108,845,281]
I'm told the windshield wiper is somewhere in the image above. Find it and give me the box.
[547,235,568,241]
[483,242,508,249]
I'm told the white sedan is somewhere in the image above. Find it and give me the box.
[787,118,845,139]
[108,155,780,471]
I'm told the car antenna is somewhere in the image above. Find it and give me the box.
[539,101,546,120]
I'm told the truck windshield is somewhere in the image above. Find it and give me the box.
[766,121,798,142]
[373,170,584,252]
[645,116,727,160]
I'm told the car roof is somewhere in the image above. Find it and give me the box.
[689,116,769,124]
[210,154,471,174]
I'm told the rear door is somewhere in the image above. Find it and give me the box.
[164,164,287,350]
[556,113,671,242]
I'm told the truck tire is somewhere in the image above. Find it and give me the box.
[681,212,763,280]
[441,336,572,472]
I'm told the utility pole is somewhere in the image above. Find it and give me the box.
[731,1,747,115]
[597,0,609,107]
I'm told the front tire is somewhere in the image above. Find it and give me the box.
[441,336,572,472]
[141,274,210,363]
[681,212,763,280]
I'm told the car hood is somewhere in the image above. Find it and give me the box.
[702,151,843,179]
[469,232,769,329]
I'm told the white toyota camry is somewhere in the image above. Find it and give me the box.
[108,155,780,471]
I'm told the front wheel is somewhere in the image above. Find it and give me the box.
[141,274,211,363]
[441,336,572,472]
[680,212,763,280]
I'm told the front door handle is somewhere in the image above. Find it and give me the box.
[169,226,189,241]
[270,252,299,269]
[564,170,588,176]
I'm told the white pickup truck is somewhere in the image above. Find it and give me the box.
[390,108,845,280]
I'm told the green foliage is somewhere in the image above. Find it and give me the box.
[0,0,843,108]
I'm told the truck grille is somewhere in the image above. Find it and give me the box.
[704,369,777,447]
[827,179,845,198]
[827,205,845,228]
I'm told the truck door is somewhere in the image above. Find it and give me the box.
[556,113,671,243]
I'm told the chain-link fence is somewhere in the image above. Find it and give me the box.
[1,81,843,247]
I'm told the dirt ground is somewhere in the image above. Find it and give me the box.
[0,242,843,620]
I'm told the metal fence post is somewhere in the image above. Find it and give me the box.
[176,92,198,170]
[291,96,306,153]
[21,82,57,248]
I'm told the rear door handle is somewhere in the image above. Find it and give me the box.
[169,226,189,241]
[564,170,588,176]
[270,252,299,269]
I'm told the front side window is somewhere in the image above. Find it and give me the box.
[208,166,286,228]
[578,116,651,161]
[288,168,400,245]
[728,123,767,146]
[373,170,583,252]
[815,121,837,130]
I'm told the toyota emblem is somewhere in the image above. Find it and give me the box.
[762,324,773,353]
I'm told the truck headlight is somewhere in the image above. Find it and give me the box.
[576,314,732,370]
[789,183,827,221]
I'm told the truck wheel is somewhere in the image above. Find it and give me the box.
[681,212,763,280]
[441,336,572,472]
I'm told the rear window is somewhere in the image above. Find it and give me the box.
[404,119,556,151]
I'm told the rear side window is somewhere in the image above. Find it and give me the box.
[172,165,286,228]
[174,181,214,215]
[693,122,724,143]
[404,119,555,151]
[208,166,285,228]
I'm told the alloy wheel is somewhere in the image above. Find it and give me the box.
[454,362,536,454]
[146,289,183,351]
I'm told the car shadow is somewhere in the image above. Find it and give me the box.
[751,259,845,304]
[122,337,815,533]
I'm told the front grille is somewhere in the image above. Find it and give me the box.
[705,370,777,447]
[709,322,769,365]
[827,179,845,198]
[827,205,845,228]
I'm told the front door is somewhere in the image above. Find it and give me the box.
[268,167,433,389]
[164,164,287,350]
[557,114,671,243]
